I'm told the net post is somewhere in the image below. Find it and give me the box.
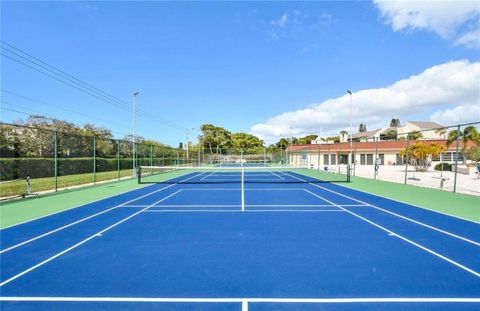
[54,131,58,192]
[453,125,460,193]
[93,136,96,184]
[150,145,153,174]
[137,166,142,184]
[117,140,120,181]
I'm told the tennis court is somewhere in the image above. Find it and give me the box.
[1,166,479,310]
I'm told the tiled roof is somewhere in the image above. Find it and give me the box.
[350,129,382,139]
[287,140,476,152]
[407,121,444,129]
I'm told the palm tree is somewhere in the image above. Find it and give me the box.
[435,127,447,139]
[447,126,479,164]
[340,130,348,142]
[407,131,423,140]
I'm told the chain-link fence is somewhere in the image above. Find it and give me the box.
[288,122,480,195]
[0,123,190,198]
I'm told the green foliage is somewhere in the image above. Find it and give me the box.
[407,131,423,140]
[231,132,264,153]
[467,147,480,163]
[382,128,397,140]
[447,126,479,164]
[358,123,367,133]
[401,142,444,171]
[434,163,452,171]
[390,118,401,127]
[297,135,318,144]
[198,124,232,153]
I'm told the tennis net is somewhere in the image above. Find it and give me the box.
[137,165,350,184]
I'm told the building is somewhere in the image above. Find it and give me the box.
[397,121,445,140]
[286,139,475,168]
[339,129,383,143]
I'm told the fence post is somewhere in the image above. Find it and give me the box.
[453,125,460,193]
[404,138,410,184]
[317,146,321,170]
[374,138,378,180]
[93,136,96,184]
[117,140,120,181]
[150,145,153,169]
[54,131,58,192]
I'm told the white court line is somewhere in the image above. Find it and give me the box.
[0,173,205,287]
[124,204,365,208]
[143,209,347,213]
[200,171,217,180]
[181,188,307,191]
[281,172,480,277]
[242,300,248,311]
[306,181,480,247]
[0,296,479,303]
[268,171,285,180]
[0,189,185,287]
[0,181,189,254]
[0,182,157,231]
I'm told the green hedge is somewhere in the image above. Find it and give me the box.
[434,163,452,171]
[0,157,186,181]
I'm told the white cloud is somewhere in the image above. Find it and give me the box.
[454,27,480,48]
[250,60,480,143]
[374,0,480,48]
[430,104,480,125]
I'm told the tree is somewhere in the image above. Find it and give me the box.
[198,124,232,154]
[407,131,423,140]
[340,130,348,142]
[447,126,480,164]
[390,118,401,127]
[297,134,318,144]
[382,128,397,140]
[401,142,444,172]
[231,132,264,154]
[467,147,480,163]
[435,127,447,139]
[358,124,367,133]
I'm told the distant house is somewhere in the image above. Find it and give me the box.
[397,121,445,140]
[339,129,383,143]
[287,140,476,167]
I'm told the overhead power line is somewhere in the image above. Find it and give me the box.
[0,40,184,131]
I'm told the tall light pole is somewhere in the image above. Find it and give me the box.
[132,91,139,176]
[347,90,353,169]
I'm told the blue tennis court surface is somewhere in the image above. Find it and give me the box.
[1,170,479,310]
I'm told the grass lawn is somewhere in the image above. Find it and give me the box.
[0,169,134,198]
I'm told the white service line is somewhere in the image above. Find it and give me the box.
[0,296,479,303]
[143,209,346,213]
[281,172,480,278]
[0,172,206,286]
[200,171,217,180]
[0,181,187,254]
[307,181,480,247]
[0,188,185,287]
[242,300,248,311]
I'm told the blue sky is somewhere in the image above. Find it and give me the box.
[1,1,479,145]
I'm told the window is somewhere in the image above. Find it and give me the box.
[379,154,384,165]
[360,154,366,165]
[323,154,329,165]
[366,154,373,165]
[330,154,336,165]
[396,154,403,165]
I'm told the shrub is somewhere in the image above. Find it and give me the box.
[434,163,452,171]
